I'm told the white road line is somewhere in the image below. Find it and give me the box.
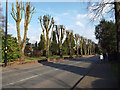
[3,61,91,87]
[2,66,52,79]
[2,64,43,73]
[3,61,78,78]
[3,69,54,87]
[55,61,82,65]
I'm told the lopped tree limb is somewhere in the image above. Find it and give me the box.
[11,1,24,49]
[48,17,54,31]
[11,3,17,21]
[21,2,35,54]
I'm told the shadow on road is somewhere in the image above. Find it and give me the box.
[38,56,118,88]
[38,56,99,88]
[40,61,89,75]
[69,56,99,63]
[38,56,103,83]
[39,56,99,77]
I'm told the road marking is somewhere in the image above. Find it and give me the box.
[3,57,95,87]
[3,61,86,87]
[2,66,52,79]
[3,61,80,79]
[3,69,54,86]
[2,64,43,73]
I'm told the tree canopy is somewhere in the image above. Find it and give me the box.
[95,19,116,53]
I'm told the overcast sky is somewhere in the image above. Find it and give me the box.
[2,2,114,44]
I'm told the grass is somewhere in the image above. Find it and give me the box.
[110,61,120,81]
[63,55,69,57]
[49,56,60,59]
[1,60,4,63]
[25,56,46,61]
[1,55,79,63]
[25,55,61,61]
[25,55,76,61]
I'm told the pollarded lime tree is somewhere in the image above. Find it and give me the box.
[89,39,92,55]
[83,38,87,55]
[55,25,65,57]
[79,36,83,56]
[38,15,54,60]
[11,1,35,54]
[50,31,58,55]
[91,41,96,55]
[87,39,90,55]
[66,30,71,57]
[70,31,75,55]
[22,2,35,54]
[66,30,75,57]
[62,37,68,55]
[75,34,79,56]
[11,1,24,49]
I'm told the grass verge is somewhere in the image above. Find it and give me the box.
[25,56,46,61]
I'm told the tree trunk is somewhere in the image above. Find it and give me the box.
[46,31,49,60]
[84,46,87,55]
[76,44,78,56]
[114,1,120,60]
[69,41,72,58]
[85,49,87,55]
[16,21,21,49]
[81,45,83,56]
[88,47,89,55]
[21,26,28,54]
[59,43,63,58]
[90,47,92,54]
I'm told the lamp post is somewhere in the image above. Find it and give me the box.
[4,0,8,67]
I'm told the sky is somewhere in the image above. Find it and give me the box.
[1,2,114,44]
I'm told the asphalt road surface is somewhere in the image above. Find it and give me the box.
[2,56,116,88]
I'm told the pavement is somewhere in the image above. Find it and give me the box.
[2,56,119,88]
[76,62,119,88]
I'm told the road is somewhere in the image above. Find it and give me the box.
[2,56,117,88]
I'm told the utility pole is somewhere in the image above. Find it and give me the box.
[4,0,8,67]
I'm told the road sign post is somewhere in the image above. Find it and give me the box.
[4,0,8,67]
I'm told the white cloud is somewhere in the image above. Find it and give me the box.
[54,16,60,24]
[82,28,96,41]
[28,28,42,43]
[8,23,16,31]
[75,21,84,28]
[29,36,39,43]
[76,14,87,19]
[65,25,69,30]
[20,19,31,29]
[20,19,24,25]
[54,12,69,24]
[7,23,17,38]
[92,35,96,38]
[65,25,74,30]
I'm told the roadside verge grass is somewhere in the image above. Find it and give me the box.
[25,56,46,61]
[25,55,62,61]
[25,55,76,61]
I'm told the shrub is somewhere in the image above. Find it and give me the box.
[2,34,23,62]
